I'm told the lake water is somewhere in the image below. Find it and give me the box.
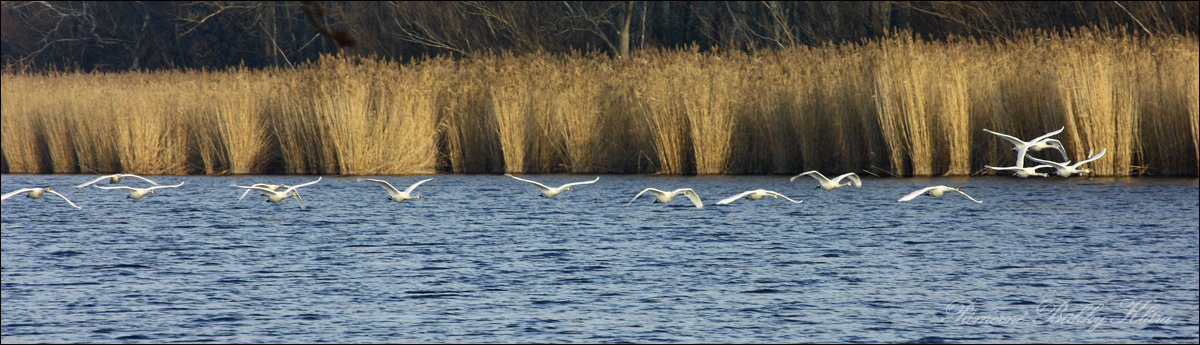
[2,174,1198,343]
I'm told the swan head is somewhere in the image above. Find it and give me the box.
[110,176,122,183]
[416,195,423,199]
[567,187,574,191]
[1078,168,1091,175]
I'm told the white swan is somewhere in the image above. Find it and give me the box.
[790,170,862,190]
[505,174,599,198]
[75,174,160,188]
[358,178,433,203]
[1027,148,1107,177]
[1,187,82,209]
[898,186,982,203]
[716,189,802,205]
[627,188,704,209]
[95,182,185,200]
[236,183,294,204]
[983,127,1068,164]
[232,177,322,209]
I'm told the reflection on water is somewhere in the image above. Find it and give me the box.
[2,174,1198,343]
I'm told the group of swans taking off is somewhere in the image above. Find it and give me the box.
[983,127,1106,178]
[3,167,991,210]
[2,173,185,209]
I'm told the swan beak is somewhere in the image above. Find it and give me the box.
[567,187,574,191]
[417,195,423,199]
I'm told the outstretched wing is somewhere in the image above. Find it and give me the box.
[899,187,937,202]
[955,189,983,203]
[505,174,551,192]
[45,189,83,209]
[677,189,704,209]
[831,173,861,187]
[120,174,160,186]
[716,190,755,205]
[359,178,400,194]
[233,184,280,193]
[94,185,138,191]
[1043,139,1068,161]
[1026,155,1069,169]
[403,178,435,195]
[982,129,1026,149]
[984,165,1023,172]
[790,170,827,183]
[1029,126,1065,144]
[558,176,600,190]
[145,182,184,191]
[1071,148,1107,168]
[283,177,322,194]
[2,188,37,200]
[74,175,113,188]
[627,188,664,205]
[765,190,803,204]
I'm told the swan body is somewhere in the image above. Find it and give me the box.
[505,174,599,198]
[232,177,321,209]
[1,187,82,209]
[983,127,1068,164]
[1027,148,1107,177]
[627,188,704,209]
[95,182,185,199]
[75,174,160,188]
[359,178,433,202]
[898,186,982,203]
[716,189,802,205]
[790,171,862,190]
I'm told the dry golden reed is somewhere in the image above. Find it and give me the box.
[2,29,1196,176]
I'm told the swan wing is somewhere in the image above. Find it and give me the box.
[145,182,185,190]
[505,174,552,192]
[2,188,37,200]
[120,174,160,185]
[1030,126,1066,144]
[1071,147,1107,168]
[94,185,138,191]
[359,178,400,194]
[832,173,862,187]
[1026,155,1068,168]
[716,190,755,205]
[765,191,803,204]
[790,170,827,183]
[628,188,665,205]
[899,187,937,202]
[677,189,704,209]
[283,176,322,194]
[75,175,113,188]
[294,191,306,209]
[1043,139,1069,160]
[984,165,1022,172]
[233,185,279,193]
[236,183,276,204]
[45,189,82,209]
[955,189,983,203]
[403,178,435,195]
[982,128,1026,148]
[558,176,600,189]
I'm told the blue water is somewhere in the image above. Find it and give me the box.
[2,174,1198,343]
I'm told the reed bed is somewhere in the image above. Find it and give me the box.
[2,29,1196,176]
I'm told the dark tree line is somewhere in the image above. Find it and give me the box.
[2,1,1196,72]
